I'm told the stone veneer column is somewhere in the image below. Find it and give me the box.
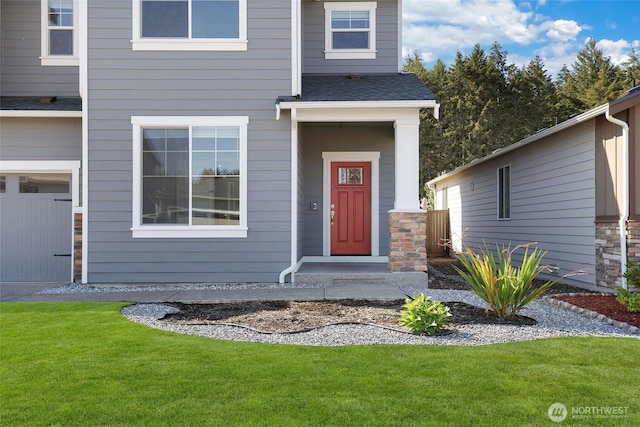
[74,212,82,282]
[388,210,427,272]
[596,221,640,289]
[628,221,640,264]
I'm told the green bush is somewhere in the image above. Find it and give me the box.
[454,243,560,319]
[618,261,640,312]
[399,294,451,334]
[623,260,640,288]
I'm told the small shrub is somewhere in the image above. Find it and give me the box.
[454,243,560,319]
[616,287,640,313]
[399,294,451,335]
[618,261,640,312]
[623,261,640,289]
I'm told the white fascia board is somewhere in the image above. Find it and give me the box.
[427,103,609,185]
[0,110,82,118]
[278,100,439,110]
[292,106,420,123]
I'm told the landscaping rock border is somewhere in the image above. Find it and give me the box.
[543,293,640,335]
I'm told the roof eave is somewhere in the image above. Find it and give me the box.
[427,103,609,185]
[277,99,439,110]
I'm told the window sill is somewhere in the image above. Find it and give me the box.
[324,50,376,60]
[40,56,79,66]
[131,39,248,51]
[131,226,248,239]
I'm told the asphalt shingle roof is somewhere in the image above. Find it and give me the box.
[277,73,436,103]
[0,96,82,111]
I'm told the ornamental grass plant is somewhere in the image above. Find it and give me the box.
[454,243,560,319]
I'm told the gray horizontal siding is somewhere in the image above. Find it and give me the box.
[0,117,82,160]
[302,0,399,74]
[1,0,79,96]
[86,0,294,283]
[437,121,597,286]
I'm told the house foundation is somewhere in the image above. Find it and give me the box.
[388,211,427,272]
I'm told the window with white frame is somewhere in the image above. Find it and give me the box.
[497,165,511,219]
[131,0,247,51]
[41,0,79,66]
[324,2,376,60]
[131,116,248,238]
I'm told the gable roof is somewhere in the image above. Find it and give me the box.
[427,88,640,185]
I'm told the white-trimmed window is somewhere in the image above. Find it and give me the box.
[497,165,511,220]
[41,0,79,66]
[324,2,376,60]
[131,116,248,238]
[131,0,248,51]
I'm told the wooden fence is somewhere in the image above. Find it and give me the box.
[426,210,450,257]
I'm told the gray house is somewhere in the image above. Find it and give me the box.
[427,88,640,290]
[1,0,438,284]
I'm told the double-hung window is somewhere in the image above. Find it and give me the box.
[41,0,79,66]
[131,116,248,238]
[132,0,248,51]
[324,2,376,59]
[497,165,511,220]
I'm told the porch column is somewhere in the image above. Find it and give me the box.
[389,116,427,272]
[393,118,420,210]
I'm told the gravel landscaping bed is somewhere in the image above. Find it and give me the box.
[122,289,639,347]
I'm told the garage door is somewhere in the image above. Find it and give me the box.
[0,174,72,282]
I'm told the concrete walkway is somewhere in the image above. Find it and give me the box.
[0,280,414,304]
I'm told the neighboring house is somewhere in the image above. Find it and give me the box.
[427,88,640,290]
[0,0,439,284]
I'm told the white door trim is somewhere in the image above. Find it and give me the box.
[322,152,380,257]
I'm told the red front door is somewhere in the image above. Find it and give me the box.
[331,162,371,255]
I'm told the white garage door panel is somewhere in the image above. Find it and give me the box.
[0,175,72,282]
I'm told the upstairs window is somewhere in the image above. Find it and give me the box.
[324,2,376,60]
[497,166,511,220]
[41,0,79,66]
[132,0,248,51]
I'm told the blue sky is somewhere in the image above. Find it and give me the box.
[402,0,640,78]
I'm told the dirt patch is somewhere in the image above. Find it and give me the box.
[553,294,640,328]
[164,300,535,333]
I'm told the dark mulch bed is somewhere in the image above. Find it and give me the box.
[164,299,535,334]
[553,294,640,328]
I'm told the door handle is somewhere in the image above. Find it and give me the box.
[330,210,335,225]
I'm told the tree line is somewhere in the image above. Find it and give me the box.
[405,39,640,190]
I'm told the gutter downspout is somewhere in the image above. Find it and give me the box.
[279,111,299,283]
[605,108,630,289]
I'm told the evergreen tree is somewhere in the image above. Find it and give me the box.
[558,38,626,111]
[621,46,640,88]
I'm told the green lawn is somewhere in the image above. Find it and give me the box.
[1,303,638,427]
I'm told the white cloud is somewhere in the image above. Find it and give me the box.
[596,38,637,66]
[402,0,584,62]
[402,0,586,75]
[543,20,582,42]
